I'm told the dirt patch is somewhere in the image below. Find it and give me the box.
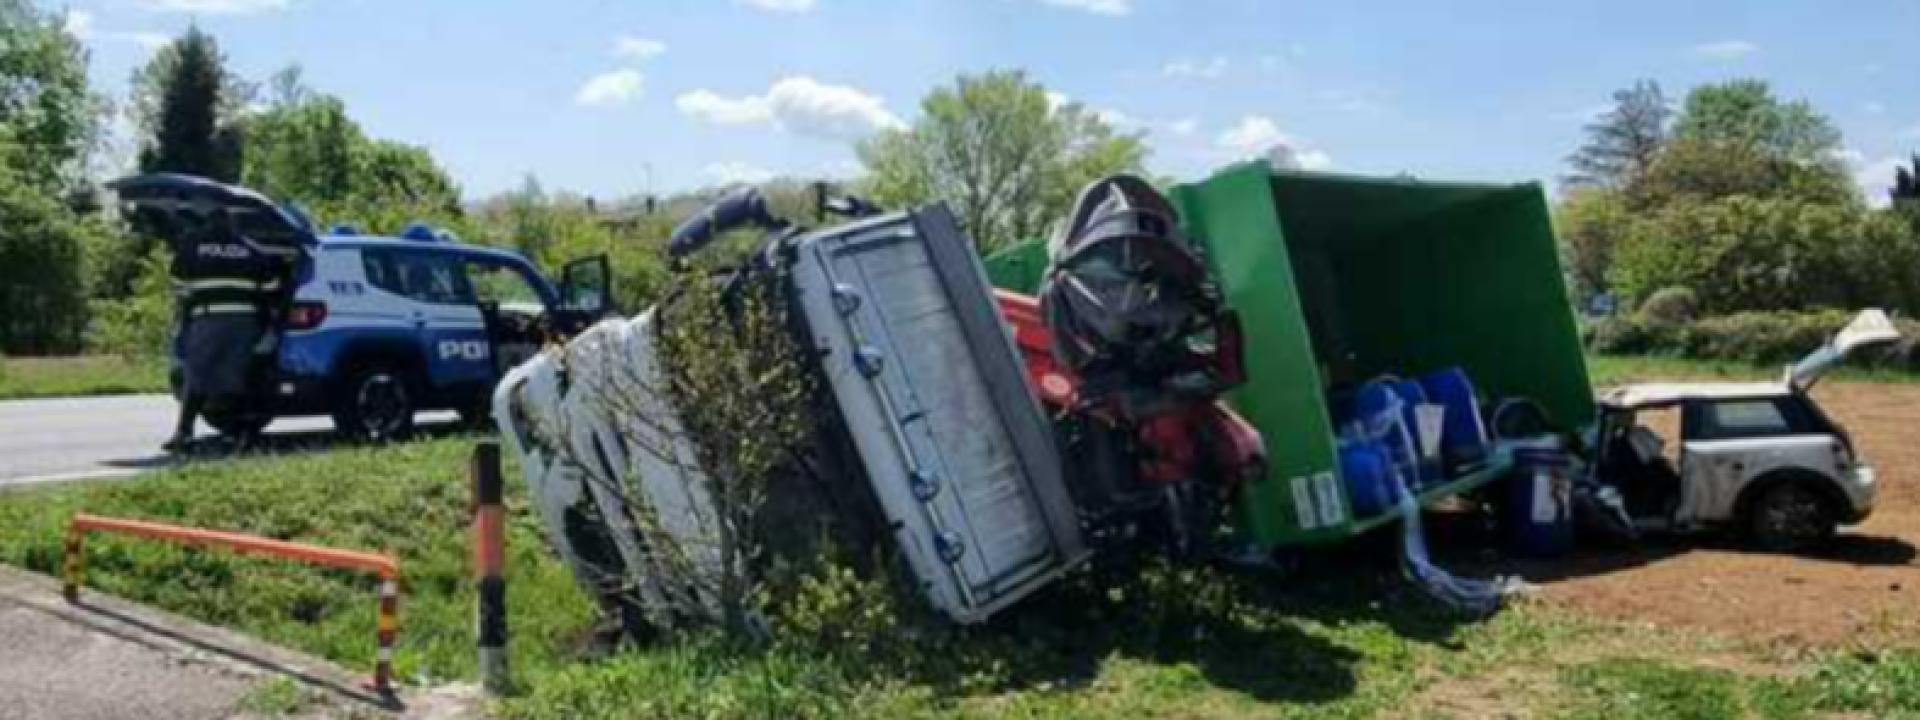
[1520,381,1920,647]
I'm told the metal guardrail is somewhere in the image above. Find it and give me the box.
[62,513,403,698]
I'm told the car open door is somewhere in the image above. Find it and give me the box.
[1787,309,1902,389]
[554,254,613,335]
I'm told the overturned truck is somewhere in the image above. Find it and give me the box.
[492,178,1254,629]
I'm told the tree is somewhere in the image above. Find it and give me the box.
[1631,135,1856,208]
[0,145,108,353]
[1895,155,1919,206]
[0,0,98,196]
[1563,80,1670,188]
[238,74,462,230]
[1673,79,1841,165]
[1552,186,1631,300]
[857,70,1146,251]
[133,26,246,181]
[1607,195,1911,314]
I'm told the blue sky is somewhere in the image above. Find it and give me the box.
[50,0,1920,203]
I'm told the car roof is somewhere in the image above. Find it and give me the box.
[315,234,534,265]
[1599,381,1791,408]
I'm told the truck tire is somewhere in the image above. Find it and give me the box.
[1745,480,1837,553]
[332,362,416,441]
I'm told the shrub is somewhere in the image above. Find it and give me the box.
[1637,286,1698,325]
[1590,308,1920,372]
[85,249,175,359]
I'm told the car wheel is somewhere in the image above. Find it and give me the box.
[333,363,416,441]
[1746,481,1836,553]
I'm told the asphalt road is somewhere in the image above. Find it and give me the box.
[0,394,451,486]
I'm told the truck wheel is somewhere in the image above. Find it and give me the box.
[333,363,415,441]
[1746,482,1836,553]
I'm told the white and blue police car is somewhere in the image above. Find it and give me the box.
[115,174,612,440]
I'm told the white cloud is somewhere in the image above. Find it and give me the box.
[1096,107,1134,127]
[140,0,288,14]
[676,89,773,125]
[676,76,903,139]
[1295,150,1334,171]
[1039,0,1130,16]
[1163,56,1229,79]
[113,31,171,49]
[1216,115,1288,152]
[1045,91,1070,113]
[704,161,776,185]
[63,10,91,36]
[66,10,169,50]
[1167,117,1198,137]
[1692,39,1759,60]
[1836,148,1909,208]
[575,69,645,107]
[1217,115,1334,170]
[612,36,667,61]
[738,0,815,13]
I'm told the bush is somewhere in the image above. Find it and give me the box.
[85,249,175,359]
[1637,286,1698,325]
[1589,308,1920,372]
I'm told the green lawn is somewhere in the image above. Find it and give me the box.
[1,438,1915,719]
[1586,352,1920,386]
[0,355,168,400]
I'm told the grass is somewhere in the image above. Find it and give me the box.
[0,355,168,400]
[1,436,1916,718]
[1586,352,1920,386]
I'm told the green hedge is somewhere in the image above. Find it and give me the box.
[1585,309,1920,371]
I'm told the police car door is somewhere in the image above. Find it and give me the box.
[385,249,493,397]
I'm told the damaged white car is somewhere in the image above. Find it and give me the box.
[1591,309,1901,550]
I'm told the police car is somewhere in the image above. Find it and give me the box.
[114,174,612,440]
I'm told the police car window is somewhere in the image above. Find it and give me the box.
[465,260,543,308]
[1703,400,1792,438]
[363,249,471,305]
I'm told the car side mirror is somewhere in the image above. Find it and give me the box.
[560,254,613,321]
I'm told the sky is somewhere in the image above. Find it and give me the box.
[47,0,1920,204]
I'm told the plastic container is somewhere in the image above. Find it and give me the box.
[1505,441,1574,558]
[1339,439,1398,518]
[1418,367,1490,467]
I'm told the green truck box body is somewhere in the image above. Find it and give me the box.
[983,162,1594,548]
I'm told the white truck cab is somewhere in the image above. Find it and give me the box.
[1593,309,1899,550]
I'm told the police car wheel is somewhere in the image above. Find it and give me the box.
[205,409,270,438]
[334,365,415,441]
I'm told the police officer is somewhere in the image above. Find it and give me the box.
[164,200,297,452]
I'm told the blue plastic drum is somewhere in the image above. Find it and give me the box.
[1506,444,1575,558]
[1419,367,1490,467]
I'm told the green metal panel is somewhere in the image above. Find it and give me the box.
[981,239,1049,294]
[982,163,1593,549]
[1168,162,1593,548]
[1170,164,1349,544]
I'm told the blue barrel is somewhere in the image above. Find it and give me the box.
[1339,440,1398,518]
[1351,379,1418,485]
[1505,445,1574,558]
[1392,379,1442,486]
[1419,367,1489,466]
